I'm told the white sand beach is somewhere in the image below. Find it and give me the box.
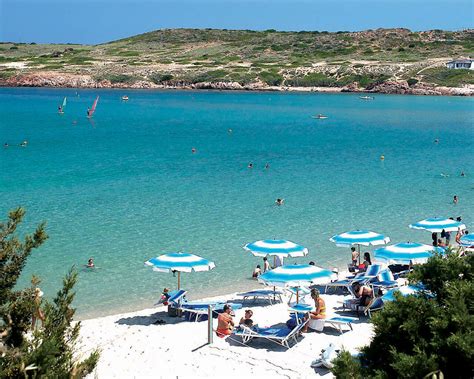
[78,288,374,378]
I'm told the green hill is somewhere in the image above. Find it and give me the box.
[1,28,473,90]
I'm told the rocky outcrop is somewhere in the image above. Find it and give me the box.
[1,71,473,96]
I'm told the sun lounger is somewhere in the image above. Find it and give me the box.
[371,269,398,289]
[285,286,310,304]
[234,320,308,348]
[324,316,358,334]
[180,301,243,322]
[343,297,384,318]
[325,264,384,294]
[156,289,187,306]
[237,289,283,305]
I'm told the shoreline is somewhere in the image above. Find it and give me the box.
[1,76,473,96]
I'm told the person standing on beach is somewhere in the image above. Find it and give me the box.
[432,232,438,247]
[351,247,359,266]
[262,257,270,273]
[31,287,45,329]
[216,304,234,337]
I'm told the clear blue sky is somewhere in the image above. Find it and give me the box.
[1,0,472,44]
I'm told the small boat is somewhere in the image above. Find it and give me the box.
[87,96,99,118]
[121,95,129,101]
[312,114,328,119]
[58,97,67,114]
[359,95,374,100]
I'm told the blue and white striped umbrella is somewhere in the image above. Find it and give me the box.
[374,242,444,265]
[258,264,336,287]
[243,239,308,258]
[460,234,474,247]
[145,252,215,289]
[409,217,466,233]
[329,230,390,247]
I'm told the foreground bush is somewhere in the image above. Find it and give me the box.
[332,252,474,378]
[0,208,99,378]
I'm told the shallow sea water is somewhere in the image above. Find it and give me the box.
[1,88,473,319]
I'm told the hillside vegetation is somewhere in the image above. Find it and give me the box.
[0,28,473,89]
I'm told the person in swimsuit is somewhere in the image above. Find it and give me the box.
[302,288,326,332]
[216,304,234,337]
[351,282,374,306]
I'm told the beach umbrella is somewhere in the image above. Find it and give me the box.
[243,239,308,267]
[459,234,474,247]
[258,264,336,303]
[145,252,215,289]
[329,230,390,264]
[409,217,466,233]
[374,242,444,265]
[381,285,429,303]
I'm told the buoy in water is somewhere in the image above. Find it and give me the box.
[380,155,385,160]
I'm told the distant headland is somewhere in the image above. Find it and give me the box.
[1,28,473,95]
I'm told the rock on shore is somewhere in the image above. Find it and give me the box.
[2,72,473,96]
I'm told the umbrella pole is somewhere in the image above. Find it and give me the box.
[178,272,181,290]
[358,244,361,265]
[296,288,299,304]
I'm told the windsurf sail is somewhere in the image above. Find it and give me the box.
[62,97,67,109]
[88,96,99,117]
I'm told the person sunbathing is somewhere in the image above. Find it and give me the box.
[351,281,374,306]
[216,304,234,338]
[302,288,326,332]
[239,309,253,326]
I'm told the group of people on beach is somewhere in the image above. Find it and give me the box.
[431,217,468,248]
[216,305,255,337]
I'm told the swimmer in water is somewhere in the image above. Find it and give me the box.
[191,147,197,154]
[228,128,233,134]
[434,138,439,144]
[461,171,465,177]
[248,162,253,169]
[4,142,8,148]
[87,258,95,268]
[275,198,284,206]
[20,140,28,147]
[265,163,270,169]
[453,195,458,204]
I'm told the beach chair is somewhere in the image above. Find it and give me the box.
[325,264,384,294]
[286,286,310,304]
[324,316,358,334]
[236,289,283,305]
[157,289,187,306]
[234,320,308,348]
[179,301,243,322]
[371,269,399,289]
[343,296,384,318]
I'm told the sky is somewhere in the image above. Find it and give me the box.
[1,0,472,45]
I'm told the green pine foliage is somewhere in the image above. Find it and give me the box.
[0,208,99,378]
[331,251,474,379]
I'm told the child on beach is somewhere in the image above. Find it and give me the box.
[160,288,171,305]
[252,265,262,278]
[351,247,359,266]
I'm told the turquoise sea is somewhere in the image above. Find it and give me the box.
[1,88,473,319]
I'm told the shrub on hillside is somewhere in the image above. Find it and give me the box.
[259,70,283,86]
[149,73,174,84]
